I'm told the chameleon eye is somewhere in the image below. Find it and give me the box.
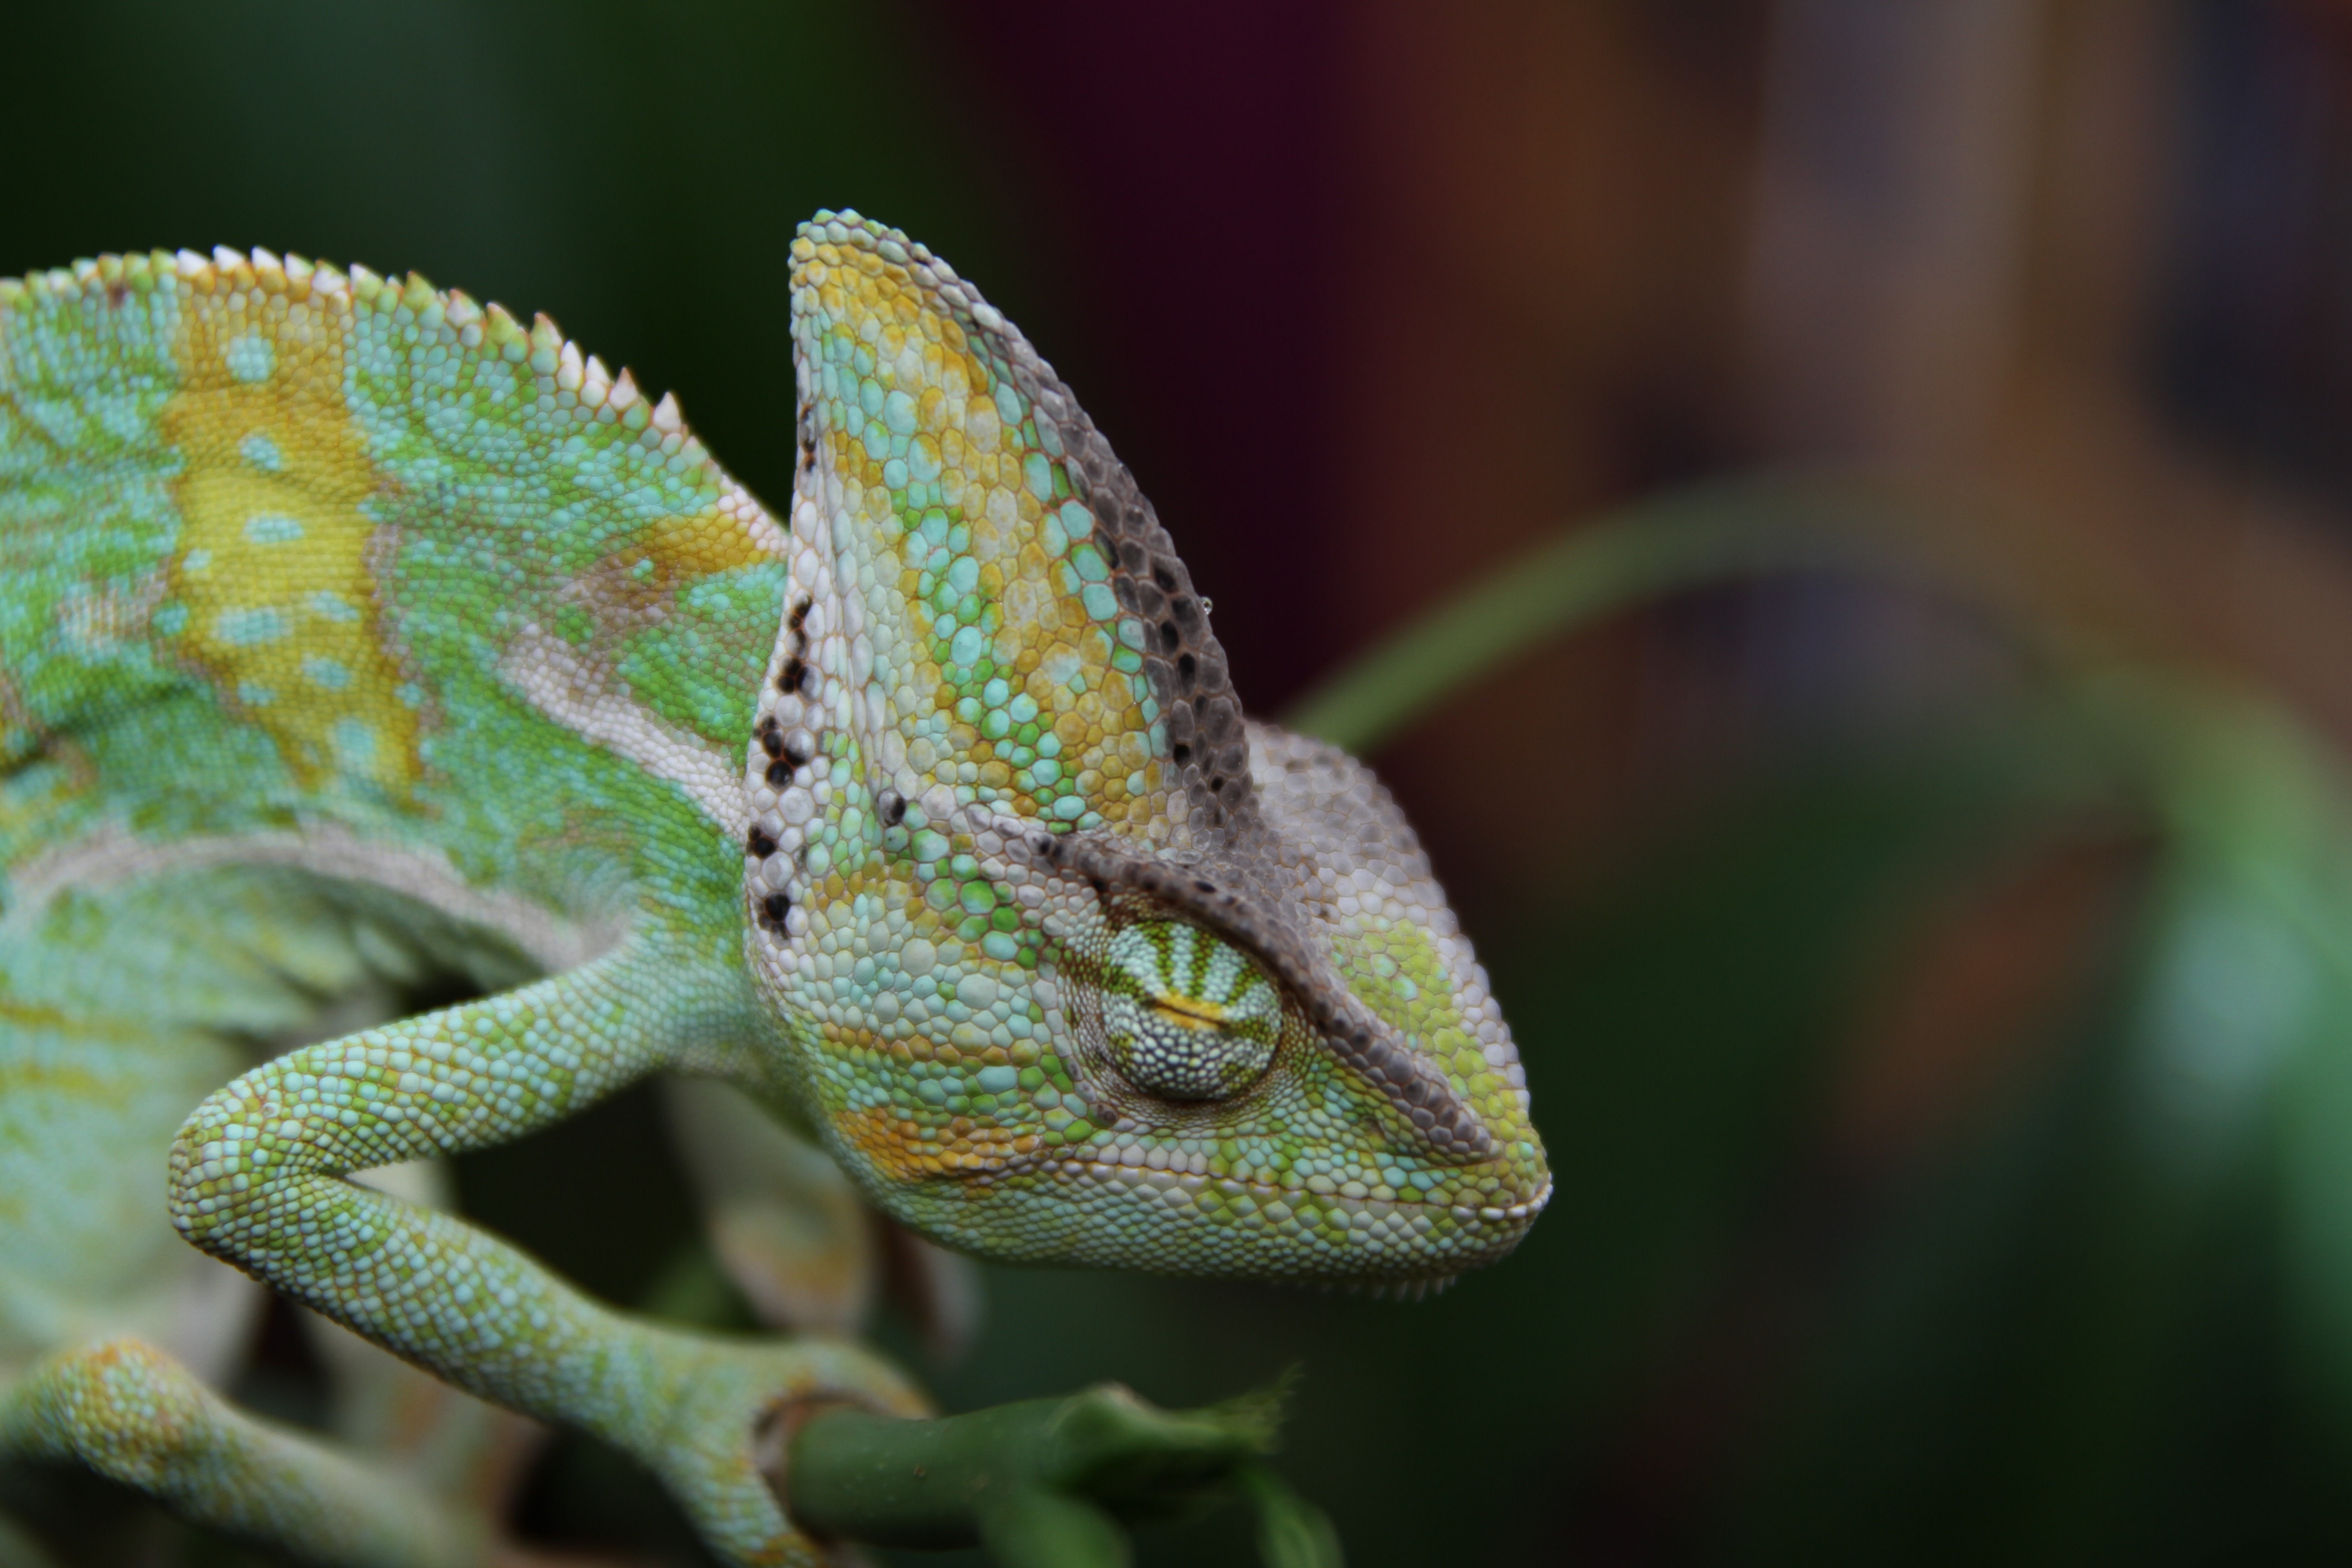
[1098,921,1282,1102]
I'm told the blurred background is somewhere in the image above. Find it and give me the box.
[13,1,2352,1562]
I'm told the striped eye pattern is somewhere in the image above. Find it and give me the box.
[1099,921,1283,1102]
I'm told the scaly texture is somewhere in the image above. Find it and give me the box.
[0,214,1549,1566]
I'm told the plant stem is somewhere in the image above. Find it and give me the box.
[1281,472,1910,755]
[776,1381,1294,1558]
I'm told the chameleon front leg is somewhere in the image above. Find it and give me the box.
[166,938,925,1567]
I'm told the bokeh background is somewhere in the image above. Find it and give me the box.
[13,1,2352,1562]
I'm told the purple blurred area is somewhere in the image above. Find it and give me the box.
[889,15,2352,1554]
[943,2,1765,915]
[941,0,2352,922]
[14,3,2352,1563]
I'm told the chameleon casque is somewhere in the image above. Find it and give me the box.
[0,211,1551,1565]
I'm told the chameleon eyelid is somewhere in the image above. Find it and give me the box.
[1147,992,1233,1029]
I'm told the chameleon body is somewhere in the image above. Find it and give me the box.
[0,213,1550,1565]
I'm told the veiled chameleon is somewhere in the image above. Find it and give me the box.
[0,212,1549,1564]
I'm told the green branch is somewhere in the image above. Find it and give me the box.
[1281,472,1922,755]
[773,1379,1339,1568]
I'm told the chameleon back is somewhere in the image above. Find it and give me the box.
[0,249,784,1392]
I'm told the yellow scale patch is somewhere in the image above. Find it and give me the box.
[160,284,418,796]
[1339,919,1518,1120]
[637,509,779,579]
[838,1101,1031,1183]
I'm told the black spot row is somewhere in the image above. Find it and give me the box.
[750,592,818,948]
[775,595,813,694]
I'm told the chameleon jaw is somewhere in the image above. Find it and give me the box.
[886,1150,1554,1285]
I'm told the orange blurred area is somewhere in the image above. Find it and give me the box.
[12,1,2352,1562]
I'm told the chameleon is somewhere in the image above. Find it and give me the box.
[0,210,1552,1566]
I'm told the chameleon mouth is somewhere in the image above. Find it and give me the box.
[1051,1153,1554,1226]
[883,1124,1552,1280]
[1031,1158,1555,1279]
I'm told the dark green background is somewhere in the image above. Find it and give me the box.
[10,5,2350,1564]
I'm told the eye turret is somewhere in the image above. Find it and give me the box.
[1098,921,1281,1101]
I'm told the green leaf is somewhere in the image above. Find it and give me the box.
[1236,1463,1345,1568]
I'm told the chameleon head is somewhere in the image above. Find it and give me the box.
[739,212,1550,1288]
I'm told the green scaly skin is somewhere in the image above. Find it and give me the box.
[0,214,1551,1566]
